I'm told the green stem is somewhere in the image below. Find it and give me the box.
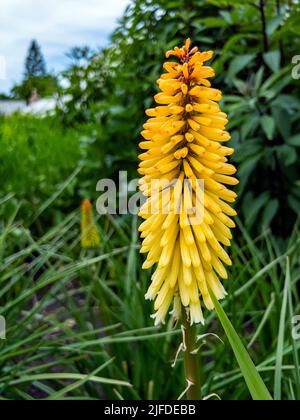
[182,307,201,400]
[259,0,269,53]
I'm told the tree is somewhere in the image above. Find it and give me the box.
[25,40,47,78]
[11,40,59,102]
[0,93,10,99]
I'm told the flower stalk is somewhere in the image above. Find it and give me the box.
[182,307,201,400]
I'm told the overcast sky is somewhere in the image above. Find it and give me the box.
[0,0,131,93]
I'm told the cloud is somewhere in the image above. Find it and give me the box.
[0,0,130,93]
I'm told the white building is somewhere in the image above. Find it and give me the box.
[0,100,26,115]
[0,98,58,116]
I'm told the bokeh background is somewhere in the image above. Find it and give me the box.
[0,0,300,400]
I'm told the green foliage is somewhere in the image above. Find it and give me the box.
[210,290,272,400]
[59,0,300,235]
[1,0,300,402]
[11,75,59,102]
[225,65,300,235]
[0,93,11,100]
[1,192,300,399]
[0,114,83,225]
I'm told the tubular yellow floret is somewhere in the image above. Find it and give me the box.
[138,39,238,326]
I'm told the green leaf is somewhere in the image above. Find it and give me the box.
[288,194,300,214]
[233,78,247,95]
[267,17,283,36]
[244,192,270,227]
[277,145,297,166]
[262,199,279,226]
[272,107,291,141]
[238,153,263,196]
[197,17,228,29]
[9,373,132,388]
[287,257,300,399]
[227,54,255,81]
[254,67,264,91]
[219,10,233,24]
[264,51,281,73]
[260,67,290,97]
[241,115,260,141]
[260,115,275,140]
[47,359,116,400]
[234,138,263,162]
[272,94,300,111]
[287,134,300,147]
[274,258,289,400]
[209,291,273,401]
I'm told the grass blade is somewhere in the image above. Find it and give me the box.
[209,290,273,400]
[9,373,132,388]
[274,257,289,400]
[287,259,300,399]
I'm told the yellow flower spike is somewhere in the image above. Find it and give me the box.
[81,199,100,249]
[138,39,238,326]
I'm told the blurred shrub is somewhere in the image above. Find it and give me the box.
[0,114,84,226]
[58,0,300,235]
[11,74,59,102]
